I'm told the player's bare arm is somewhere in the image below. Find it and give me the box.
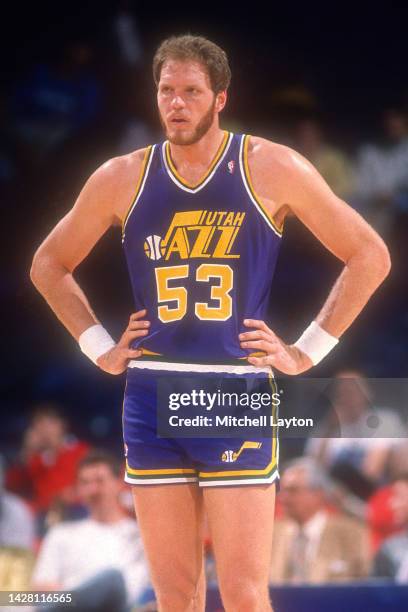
[30,150,150,375]
[239,136,391,374]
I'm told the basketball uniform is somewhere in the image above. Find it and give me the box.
[122,131,283,486]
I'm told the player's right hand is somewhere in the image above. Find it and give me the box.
[96,309,150,375]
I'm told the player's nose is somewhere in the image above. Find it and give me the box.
[171,95,186,109]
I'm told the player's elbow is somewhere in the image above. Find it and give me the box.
[368,235,391,283]
[30,252,44,291]
[30,245,53,292]
[374,237,391,281]
[30,243,72,295]
[348,233,391,285]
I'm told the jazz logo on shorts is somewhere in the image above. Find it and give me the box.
[221,441,262,463]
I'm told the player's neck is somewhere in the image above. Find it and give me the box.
[168,124,225,168]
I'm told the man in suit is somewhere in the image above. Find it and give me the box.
[269,458,370,584]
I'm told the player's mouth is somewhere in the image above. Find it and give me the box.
[170,117,189,125]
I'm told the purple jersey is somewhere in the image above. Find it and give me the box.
[122,131,283,368]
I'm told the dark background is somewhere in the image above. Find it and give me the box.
[1,1,407,458]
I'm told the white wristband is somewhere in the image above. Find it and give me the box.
[78,324,116,365]
[293,321,339,366]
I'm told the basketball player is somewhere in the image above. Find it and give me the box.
[30,35,390,612]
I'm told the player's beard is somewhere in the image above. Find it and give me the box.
[161,98,216,145]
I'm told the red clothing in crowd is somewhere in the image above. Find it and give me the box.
[6,437,90,512]
[367,484,405,552]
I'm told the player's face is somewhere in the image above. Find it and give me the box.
[157,59,226,145]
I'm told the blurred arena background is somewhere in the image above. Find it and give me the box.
[1,2,408,610]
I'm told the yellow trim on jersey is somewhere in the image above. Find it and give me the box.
[165,130,229,189]
[126,461,196,476]
[121,381,127,459]
[122,145,154,236]
[199,372,278,478]
[243,135,284,235]
[140,348,163,357]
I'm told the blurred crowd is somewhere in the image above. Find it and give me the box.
[1,4,408,611]
[1,369,408,610]
[0,409,151,610]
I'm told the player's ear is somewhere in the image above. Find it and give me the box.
[215,90,227,113]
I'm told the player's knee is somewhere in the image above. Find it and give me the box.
[220,579,271,612]
[155,582,203,611]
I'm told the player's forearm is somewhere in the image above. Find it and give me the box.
[30,254,99,340]
[315,243,391,338]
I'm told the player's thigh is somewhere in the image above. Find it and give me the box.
[132,483,205,587]
[203,483,276,585]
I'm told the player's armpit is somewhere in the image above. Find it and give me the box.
[275,147,391,338]
[30,150,147,340]
[250,138,391,340]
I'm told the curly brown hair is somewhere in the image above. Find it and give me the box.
[153,34,231,94]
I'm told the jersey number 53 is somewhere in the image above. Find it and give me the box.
[155,264,233,322]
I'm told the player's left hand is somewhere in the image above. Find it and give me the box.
[239,319,313,375]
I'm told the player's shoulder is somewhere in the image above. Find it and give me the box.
[91,147,150,188]
[247,135,311,176]
[79,148,151,218]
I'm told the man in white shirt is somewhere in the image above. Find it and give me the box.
[31,450,149,611]
[306,370,406,486]
[0,457,35,551]
[269,458,370,584]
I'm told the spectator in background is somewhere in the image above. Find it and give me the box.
[0,456,35,591]
[6,403,89,520]
[354,107,408,236]
[0,456,35,550]
[270,459,369,584]
[293,117,354,199]
[31,450,150,612]
[368,442,408,552]
[306,370,406,499]
[372,474,408,581]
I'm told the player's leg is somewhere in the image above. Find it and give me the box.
[123,369,206,610]
[132,483,206,612]
[203,482,276,612]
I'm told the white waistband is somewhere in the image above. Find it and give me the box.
[127,359,271,375]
